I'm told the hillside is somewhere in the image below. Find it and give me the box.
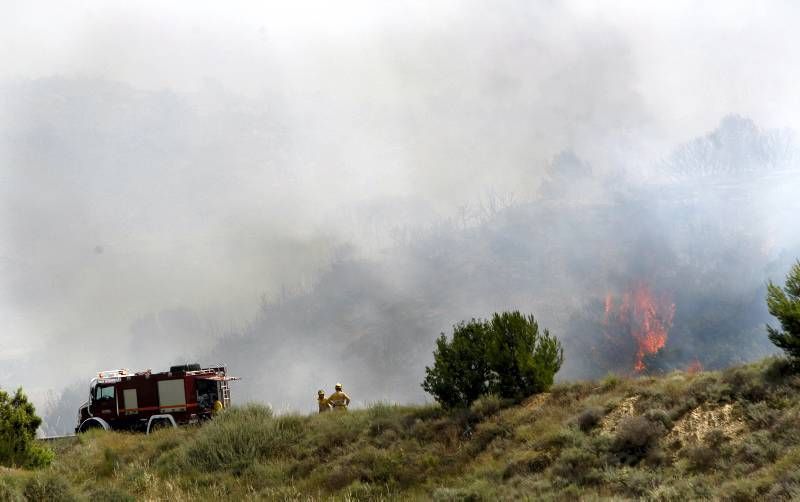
[4,357,800,501]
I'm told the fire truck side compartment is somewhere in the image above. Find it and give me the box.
[158,379,187,412]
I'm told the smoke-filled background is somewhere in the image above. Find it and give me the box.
[2,1,800,435]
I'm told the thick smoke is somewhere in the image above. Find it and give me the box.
[1,2,799,433]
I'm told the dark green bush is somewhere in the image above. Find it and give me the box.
[422,311,563,408]
[766,260,800,364]
[0,387,53,468]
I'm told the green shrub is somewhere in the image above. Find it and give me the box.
[469,394,504,419]
[23,473,77,502]
[88,486,136,502]
[764,356,797,383]
[766,260,800,364]
[722,366,768,402]
[422,311,563,408]
[719,477,768,502]
[432,486,485,502]
[600,373,622,391]
[643,408,672,430]
[736,430,780,466]
[0,477,24,502]
[551,447,602,485]
[183,405,303,471]
[0,387,53,468]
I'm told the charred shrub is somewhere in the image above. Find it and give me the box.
[612,415,665,465]
[643,408,672,429]
[572,406,604,432]
[682,444,719,472]
[502,451,552,479]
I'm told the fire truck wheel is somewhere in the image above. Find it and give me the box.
[78,419,109,433]
[149,420,169,431]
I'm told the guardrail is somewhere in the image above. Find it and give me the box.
[38,434,78,442]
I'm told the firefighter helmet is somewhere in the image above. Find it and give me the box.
[318,389,325,396]
[335,382,342,390]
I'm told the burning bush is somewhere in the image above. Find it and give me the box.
[602,283,675,373]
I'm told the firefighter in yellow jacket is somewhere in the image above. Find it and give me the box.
[327,383,351,411]
[213,398,224,414]
[317,390,331,413]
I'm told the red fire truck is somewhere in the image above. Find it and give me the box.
[75,364,239,434]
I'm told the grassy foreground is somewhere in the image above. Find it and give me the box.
[3,358,800,501]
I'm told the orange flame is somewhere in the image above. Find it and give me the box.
[603,283,675,373]
[686,359,703,374]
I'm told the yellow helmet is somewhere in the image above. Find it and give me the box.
[318,389,325,396]
[335,382,342,390]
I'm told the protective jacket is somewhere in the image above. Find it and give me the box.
[327,390,351,411]
[318,396,331,413]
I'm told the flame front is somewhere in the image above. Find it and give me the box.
[603,283,675,372]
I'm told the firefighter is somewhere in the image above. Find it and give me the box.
[328,383,351,411]
[213,398,224,414]
[317,390,331,413]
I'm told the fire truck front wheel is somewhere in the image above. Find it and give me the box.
[78,417,111,433]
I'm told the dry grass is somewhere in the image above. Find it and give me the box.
[2,357,799,500]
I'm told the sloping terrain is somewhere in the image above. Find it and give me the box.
[4,357,800,501]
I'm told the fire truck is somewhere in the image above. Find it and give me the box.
[75,364,239,434]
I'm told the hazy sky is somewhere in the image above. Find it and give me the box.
[2,0,800,403]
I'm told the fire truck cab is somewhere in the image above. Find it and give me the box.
[76,364,239,434]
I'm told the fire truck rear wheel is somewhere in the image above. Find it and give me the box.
[149,419,171,432]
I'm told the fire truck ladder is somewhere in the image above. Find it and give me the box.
[220,380,231,408]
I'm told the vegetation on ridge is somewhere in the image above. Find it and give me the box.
[0,357,798,500]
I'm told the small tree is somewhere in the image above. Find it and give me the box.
[421,320,493,408]
[766,260,800,364]
[422,311,564,408]
[0,387,53,468]
[486,312,564,400]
